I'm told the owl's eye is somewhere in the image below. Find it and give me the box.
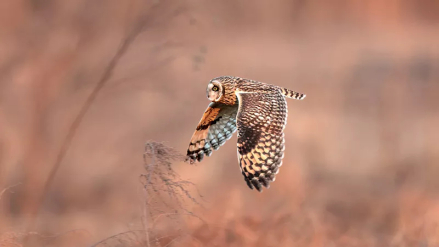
[212,86,219,91]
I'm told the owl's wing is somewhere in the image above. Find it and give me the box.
[236,91,287,192]
[185,101,238,163]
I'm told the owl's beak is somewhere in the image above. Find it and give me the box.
[207,91,217,101]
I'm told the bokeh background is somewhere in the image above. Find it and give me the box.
[1,0,439,246]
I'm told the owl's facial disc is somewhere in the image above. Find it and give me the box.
[206,81,223,102]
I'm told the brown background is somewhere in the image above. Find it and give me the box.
[1,0,439,246]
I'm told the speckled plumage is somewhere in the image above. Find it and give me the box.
[186,76,306,192]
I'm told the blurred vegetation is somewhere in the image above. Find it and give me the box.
[1,0,439,246]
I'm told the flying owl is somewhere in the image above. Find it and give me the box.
[185,76,306,192]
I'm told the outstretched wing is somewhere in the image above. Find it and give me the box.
[185,101,238,163]
[236,91,287,192]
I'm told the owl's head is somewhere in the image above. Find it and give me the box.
[206,80,223,102]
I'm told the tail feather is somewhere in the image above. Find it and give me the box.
[280,87,306,100]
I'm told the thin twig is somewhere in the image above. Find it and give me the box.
[152,212,205,227]
[163,235,182,247]
[141,141,205,247]
[88,230,146,247]
[0,183,21,201]
[24,10,150,239]
[143,181,152,247]
[29,229,92,240]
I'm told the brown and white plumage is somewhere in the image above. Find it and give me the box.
[185,76,306,192]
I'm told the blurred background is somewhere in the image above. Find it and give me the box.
[1,0,439,246]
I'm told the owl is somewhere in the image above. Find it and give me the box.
[185,76,306,192]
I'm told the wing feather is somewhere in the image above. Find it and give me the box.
[185,101,238,163]
[236,91,287,192]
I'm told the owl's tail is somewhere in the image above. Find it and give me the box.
[280,87,306,100]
